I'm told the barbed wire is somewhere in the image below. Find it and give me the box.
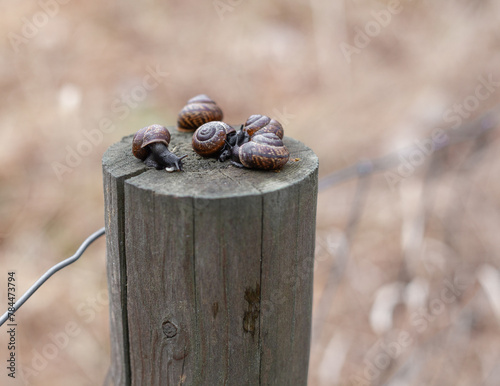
[0,108,497,329]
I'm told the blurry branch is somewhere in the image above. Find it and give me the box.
[382,280,482,385]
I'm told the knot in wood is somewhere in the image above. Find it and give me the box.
[162,321,178,338]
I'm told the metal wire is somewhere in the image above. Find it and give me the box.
[0,227,105,327]
[318,108,498,191]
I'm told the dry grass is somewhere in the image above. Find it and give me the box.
[0,1,499,385]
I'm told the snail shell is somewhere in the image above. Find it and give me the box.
[243,114,284,139]
[132,124,171,160]
[177,94,223,132]
[192,121,235,157]
[238,132,289,170]
[243,114,271,137]
[254,119,283,139]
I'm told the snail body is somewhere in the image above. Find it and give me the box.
[177,94,223,132]
[192,121,236,160]
[132,124,187,172]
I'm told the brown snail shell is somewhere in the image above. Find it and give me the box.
[243,114,270,137]
[192,121,235,157]
[243,114,284,139]
[177,94,223,132]
[238,132,289,170]
[255,119,284,139]
[132,124,187,172]
[132,124,170,160]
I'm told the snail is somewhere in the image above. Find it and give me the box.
[191,121,236,160]
[229,132,290,171]
[132,124,187,172]
[177,94,223,132]
[189,113,289,170]
[243,114,284,139]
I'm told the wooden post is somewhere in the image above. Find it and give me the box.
[102,128,318,385]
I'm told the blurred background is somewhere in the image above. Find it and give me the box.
[1,0,500,385]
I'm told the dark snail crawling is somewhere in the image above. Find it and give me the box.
[177,94,223,132]
[132,124,187,172]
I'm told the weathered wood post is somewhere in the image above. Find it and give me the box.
[102,128,318,385]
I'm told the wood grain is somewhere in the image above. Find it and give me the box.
[103,128,318,385]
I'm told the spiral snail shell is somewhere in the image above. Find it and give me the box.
[132,124,187,172]
[233,132,289,171]
[192,121,236,158]
[243,114,284,139]
[177,94,223,132]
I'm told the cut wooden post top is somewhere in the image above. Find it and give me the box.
[102,127,318,196]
